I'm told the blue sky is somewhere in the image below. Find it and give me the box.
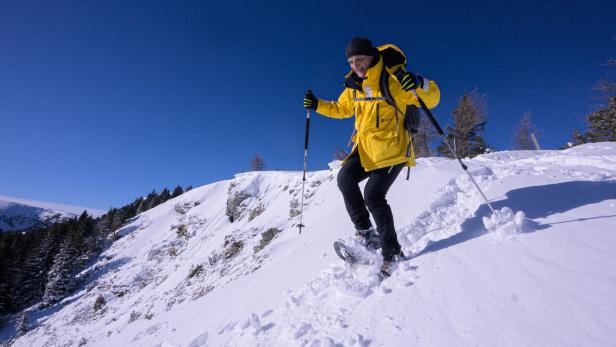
[1,0,615,210]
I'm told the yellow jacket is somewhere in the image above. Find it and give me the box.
[316,55,441,171]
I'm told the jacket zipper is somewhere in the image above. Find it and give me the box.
[376,103,380,129]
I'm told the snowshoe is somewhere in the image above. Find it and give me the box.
[333,240,372,265]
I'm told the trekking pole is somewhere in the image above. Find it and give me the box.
[412,90,496,214]
[298,107,311,233]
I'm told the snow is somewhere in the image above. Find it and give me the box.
[482,207,526,234]
[3,143,616,346]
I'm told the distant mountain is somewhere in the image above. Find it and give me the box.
[0,195,105,232]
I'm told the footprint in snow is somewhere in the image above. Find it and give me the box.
[186,331,209,347]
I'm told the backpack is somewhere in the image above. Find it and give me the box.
[376,44,421,135]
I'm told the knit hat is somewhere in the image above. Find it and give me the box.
[345,37,378,59]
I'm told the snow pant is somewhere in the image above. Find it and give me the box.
[337,151,404,261]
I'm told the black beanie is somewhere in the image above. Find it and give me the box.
[345,37,377,59]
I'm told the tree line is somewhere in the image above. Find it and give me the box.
[569,56,616,146]
[0,185,190,321]
[415,48,616,157]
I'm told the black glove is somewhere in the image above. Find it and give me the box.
[303,90,318,110]
[394,69,424,91]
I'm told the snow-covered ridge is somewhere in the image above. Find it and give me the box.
[0,195,105,232]
[4,143,616,346]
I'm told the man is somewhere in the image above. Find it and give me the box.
[303,37,440,277]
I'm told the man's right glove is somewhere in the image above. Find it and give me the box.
[394,69,424,91]
[304,90,318,110]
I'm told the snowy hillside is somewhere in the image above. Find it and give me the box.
[0,196,105,232]
[3,143,616,346]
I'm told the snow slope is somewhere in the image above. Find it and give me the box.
[3,143,616,346]
[0,196,105,231]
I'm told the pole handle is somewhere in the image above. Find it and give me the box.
[304,110,311,150]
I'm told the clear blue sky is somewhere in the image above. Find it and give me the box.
[1,0,615,210]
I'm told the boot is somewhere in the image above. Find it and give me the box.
[354,227,381,250]
[379,250,405,279]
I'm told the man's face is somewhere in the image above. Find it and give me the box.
[348,55,373,78]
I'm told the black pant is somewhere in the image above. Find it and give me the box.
[337,152,404,260]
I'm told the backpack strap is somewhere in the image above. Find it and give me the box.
[379,62,415,180]
[378,63,404,114]
[379,62,402,133]
[353,96,387,101]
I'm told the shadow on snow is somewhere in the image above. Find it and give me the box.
[415,180,616,257]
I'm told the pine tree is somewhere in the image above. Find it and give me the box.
[437,89,489,158]
[41,246,74,307]
[124,198,140,218]
[41,223,82,308]
[108,208,124,232]
[571,128,588,147]
[159,188,172,204]
[93,215,112,250]
[8,232,31,312]
[573,45,616,144]
[38,226,63,287]
[0,232,22,314]
[412,114,438,158]
[0,284,5,315]
[513,111,540,150]
[171,185,184,198]
[16,311,28,337]
[585,96,616,142]
[15,230,49,307]
[144,190,160,209]
[77,211,100,259]
[0,233,10,315]
[469,135,490,156]
[135,197,147,215]
[251,154,265,171]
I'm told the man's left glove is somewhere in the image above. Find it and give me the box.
[394,70,424,91]
[304,90,318,110]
